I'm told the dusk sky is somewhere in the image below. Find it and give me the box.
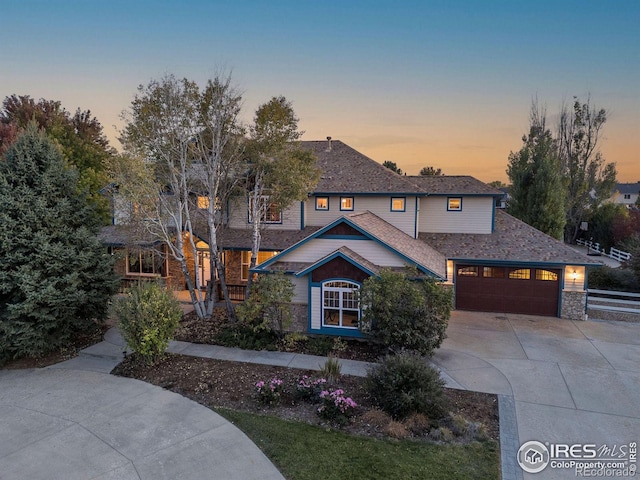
[2,0,639,183]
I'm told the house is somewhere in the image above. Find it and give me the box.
[609,182,640,208]
[100,139,601,336]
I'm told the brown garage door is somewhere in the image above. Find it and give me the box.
[455,265,561,316]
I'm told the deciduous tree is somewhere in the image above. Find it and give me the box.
[419,166,443,176]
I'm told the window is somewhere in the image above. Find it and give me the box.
[483,267,504,278]
[241,251,278,281]
[127,249,165,276]
[197,196,210,209]
[340,197,354,211]
[249,196,282,223]
[390,197,406,212]
[509,269,531,280]
[624,194,631,200]
[447,197,462,211]
[322,280,360,328]
[457,266,478,277]
[536,269,558,281]
[316,197,329,210]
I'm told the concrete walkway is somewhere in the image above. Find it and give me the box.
[433,311,640,480]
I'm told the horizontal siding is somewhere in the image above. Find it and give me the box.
[291,275,308,303]
[310,286,321,330]
[306,196,417,237]
[227,198,301,231]
[279,239,406,267]
[419,197,493,234]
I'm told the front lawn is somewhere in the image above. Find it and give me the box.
[218,408,500,480]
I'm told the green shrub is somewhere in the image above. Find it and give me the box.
[306,336,335,356]
[111,282,182,364]
[588,266,639,292]
[359,269,452,357]
[366,353,447,421]
[216,323,278,350]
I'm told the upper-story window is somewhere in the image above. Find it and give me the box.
[390,197,406,212]
[447,197,462,211]
[316,197,329,210]
[249,195,282,223]
[340,197,354,211]
[197,196,210,209]
[624,194,631,200]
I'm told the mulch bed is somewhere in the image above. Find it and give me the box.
[113,353,500,443]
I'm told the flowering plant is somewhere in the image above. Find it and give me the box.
[255,377,284,405]
[317,388,358,424]
[295,375,328,402]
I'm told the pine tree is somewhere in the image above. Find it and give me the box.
[0,126,118,363]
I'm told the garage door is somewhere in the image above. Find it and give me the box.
[455,265,561,316]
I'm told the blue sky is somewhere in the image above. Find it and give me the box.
[2,0,639,182]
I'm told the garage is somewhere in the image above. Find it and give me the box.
[455,264,561,316]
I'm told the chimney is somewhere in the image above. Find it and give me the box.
[326,136,332,152]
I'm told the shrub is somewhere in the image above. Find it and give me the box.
[360,408,392,430]
[216,323,278,350]
[317,388,358,424]
[588,266,639,292]
[385,421,409,439]
[366,353,447,421]
[255,377,284,406]
[282,331,308,351]
[112,282,182,364]
[359,268,452,356]
[404,413,432,436]
[319,355,342,384]
[306,336,335,356]
[295,375,328,402]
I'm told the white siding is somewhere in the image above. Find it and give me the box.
[291,275,308,303]
[278,239,406,267]
[310,286,321,330]
[306,196,417,237]
[563,266,586,292]
[227,198,302,231]
[419,197,493,234]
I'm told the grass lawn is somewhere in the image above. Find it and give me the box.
[217,408,500,480]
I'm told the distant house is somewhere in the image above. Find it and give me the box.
[100,139,601,336]
[610,182,640,208]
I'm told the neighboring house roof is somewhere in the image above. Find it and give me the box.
[256,211,447,279]
[300,140,424,195]
[408,175,504,196]
[615,182,640,195]
[218,226,321,251]
[419,210,602,266]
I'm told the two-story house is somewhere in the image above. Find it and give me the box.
[100,139,600,337]
[609,182,640,208]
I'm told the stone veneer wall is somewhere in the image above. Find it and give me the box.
[289,304,308,333]
[561,290,587,321]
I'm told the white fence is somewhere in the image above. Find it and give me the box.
[587,289,640,315]
[576,239,632,262]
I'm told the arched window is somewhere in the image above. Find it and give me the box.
[322,280,360,328]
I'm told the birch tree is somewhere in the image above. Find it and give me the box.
[116,74,244,320]
[245,96,320,297]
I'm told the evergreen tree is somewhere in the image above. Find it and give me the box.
[0,126,118,363]
[507,103,565,239]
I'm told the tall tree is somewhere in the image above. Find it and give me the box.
[507,101,565,239]
[382,160,402,174]
[117,74,245,320]
[0,126,118,364]
[245,96,320,296]
[0,95,115,221]
[557,96,617,243]
[419,166,443,176]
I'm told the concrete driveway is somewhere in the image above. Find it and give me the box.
[0,367,284,480]
[433,311,640,480]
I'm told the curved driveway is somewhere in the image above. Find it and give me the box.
[432,312,640,480]
[0,367,284,480]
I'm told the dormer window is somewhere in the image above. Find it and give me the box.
[340,197,354,211]
[447,197,462,211]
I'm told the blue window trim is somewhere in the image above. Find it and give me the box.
[300,201,305,230]
[315,196,330,211]
[390,197,406,212]
[339,196,354,211]
[306,278,364,337]
[447,197,462,211]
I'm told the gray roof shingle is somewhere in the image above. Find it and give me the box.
[419,210,602,265]
[300,140,424,194]
[408,175,504,196]
[218,226,321,251]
